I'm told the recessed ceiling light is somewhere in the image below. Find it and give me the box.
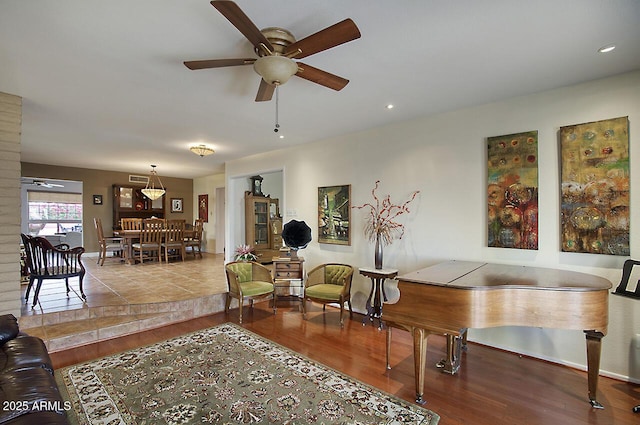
[279,135,284,139]
[598,44,616,53]
[386,104,394,109]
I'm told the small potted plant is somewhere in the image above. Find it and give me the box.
[234,244,258,262]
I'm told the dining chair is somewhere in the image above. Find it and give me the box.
[303,263,354,327]
[120,217,143,230]
[131,218,164,263]
[94,217,126,265]
[162,219,186,262]
[185,219,204,258]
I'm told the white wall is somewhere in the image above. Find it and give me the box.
[226,71,640,381]
[193,173,225,252]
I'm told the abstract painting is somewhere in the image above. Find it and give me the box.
[318,185,351,245]
[560,116,629,255]
[487,131,539,249]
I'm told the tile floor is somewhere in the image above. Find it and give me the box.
[19,252,231,351]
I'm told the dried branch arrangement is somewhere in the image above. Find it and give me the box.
[352,180,419,246]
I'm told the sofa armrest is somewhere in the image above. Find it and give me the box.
[0,368,67,424]
[0,315,19,346]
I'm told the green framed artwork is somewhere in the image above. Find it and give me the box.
[487,130,539,249]
[318,185,351,245]
[560,116,629,255]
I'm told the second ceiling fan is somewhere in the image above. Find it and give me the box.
[184,0,361,102]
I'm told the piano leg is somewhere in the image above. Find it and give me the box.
[386,326,392,370]
[436,329,467,374]
[413,327,429,405]
[385,322,415,370]
[584,330,605,409]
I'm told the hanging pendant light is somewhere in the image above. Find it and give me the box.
[141,165,165,201]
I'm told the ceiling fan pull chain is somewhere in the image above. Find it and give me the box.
[274,84,280,133]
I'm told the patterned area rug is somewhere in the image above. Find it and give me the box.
[56,323,439,424]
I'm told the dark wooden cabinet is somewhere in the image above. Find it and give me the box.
[112,185,165,229]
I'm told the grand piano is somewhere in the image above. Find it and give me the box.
[383,260,612,408]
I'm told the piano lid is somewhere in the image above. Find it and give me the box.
[397,261,486,286]
[397,260,612,291]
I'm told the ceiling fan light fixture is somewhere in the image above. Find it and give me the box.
[141,165,166,201]
[253,55,298,86]
[190,144,215,157]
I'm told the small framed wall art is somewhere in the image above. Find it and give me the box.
[318,184,351,245]
[198,194,208,222]
[93,195,103,205]
[171,198,183,213]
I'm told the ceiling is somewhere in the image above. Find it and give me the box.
[2,1,639,179]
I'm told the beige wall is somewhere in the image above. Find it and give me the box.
[21,162,194,252]
[193,173,225,253]
[0,92,22,316]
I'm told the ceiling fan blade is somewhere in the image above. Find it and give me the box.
[211,1,273,51]
[285,18,361,59]
[295,62,349,91]
[255,79,275,102]
[184,58,256,70]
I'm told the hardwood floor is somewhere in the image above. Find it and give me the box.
[50,301,639,425]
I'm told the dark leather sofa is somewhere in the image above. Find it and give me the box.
[0,314,70,424]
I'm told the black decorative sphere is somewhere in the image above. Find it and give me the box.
[281,220,312,250]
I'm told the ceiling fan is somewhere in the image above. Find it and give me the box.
[21,178,65,188]
[184,0,361,102]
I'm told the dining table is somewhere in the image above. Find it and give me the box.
[114,229,195,265]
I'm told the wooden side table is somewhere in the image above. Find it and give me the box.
[272,257,305,304]
[359,267,398,328]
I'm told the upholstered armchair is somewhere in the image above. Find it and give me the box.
[303,263,354,326]
[225,261,277,324]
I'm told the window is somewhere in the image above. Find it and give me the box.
[27,191,82,236]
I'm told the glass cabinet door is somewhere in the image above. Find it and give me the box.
[119,187,133,208]
[254,200,269,246]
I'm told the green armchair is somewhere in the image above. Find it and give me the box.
[303,263,354,326]
[225,261,277,324]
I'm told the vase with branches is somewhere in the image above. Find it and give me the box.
[352,180,419,269]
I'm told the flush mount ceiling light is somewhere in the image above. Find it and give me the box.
[190,144,215,157]
[598,44,616,53]
[141,165,165,201]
